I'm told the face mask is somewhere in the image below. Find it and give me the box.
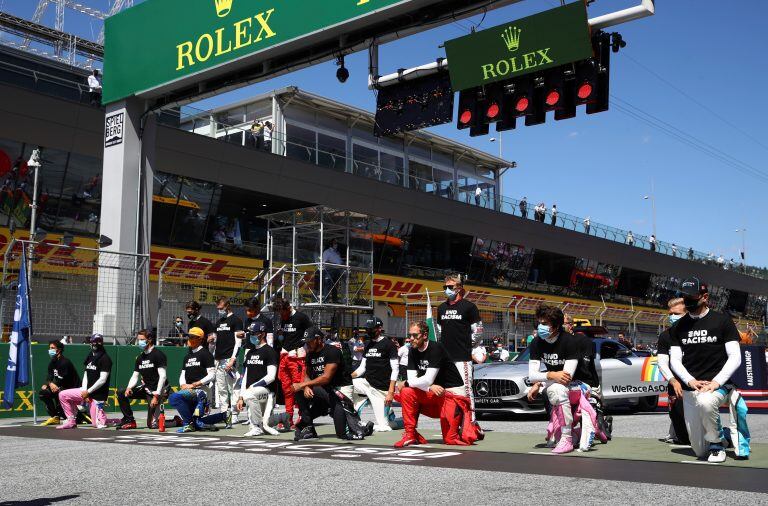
[445,288,457,300]
[249,336,260,346]
[218,309,227,317]
[668,314,683,325]
[137,340,148,350]
[91,344,101,352]
[537,323,552,340]
[684,297,702,312]
[48,349,57,358]
[175,321,183,328]
[405,342,412,348]
[187,313,196,320]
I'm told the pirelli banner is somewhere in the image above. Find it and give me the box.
[444,2,593,92]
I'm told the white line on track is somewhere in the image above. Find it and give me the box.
[331,454,360,458]
[681,461,720,465]
[527,452,556,455]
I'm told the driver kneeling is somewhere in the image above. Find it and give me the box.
[395,321,479,448]
[236,321,280,437]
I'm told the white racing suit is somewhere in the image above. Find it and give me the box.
[683,385,750,458]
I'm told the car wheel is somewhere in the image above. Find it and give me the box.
[637,395,659,412]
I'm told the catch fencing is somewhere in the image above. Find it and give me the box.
[0,239,149,344]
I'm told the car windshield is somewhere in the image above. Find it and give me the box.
[514,346,531,362]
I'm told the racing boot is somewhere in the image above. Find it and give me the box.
[294,425,319,442]
[116,418,137,430]
[40,416,60,426]
[177,423,196,433]
[394,430,427,448]
[56,418,77,430]
[552,435,574,454]
[707,443,726,463]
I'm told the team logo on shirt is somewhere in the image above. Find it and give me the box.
[440,310,463,321]
[682,329,718,345]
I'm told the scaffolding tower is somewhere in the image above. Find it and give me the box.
[265,206,374,333]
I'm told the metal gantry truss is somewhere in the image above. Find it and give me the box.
[1,0,133,68]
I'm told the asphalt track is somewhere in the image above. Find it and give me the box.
[1,412,766,503]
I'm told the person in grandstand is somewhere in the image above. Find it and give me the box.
[116,330,172,430]
[670,278,746,463]
[244,297,274,349]
[57,334,113,429]
[526,305,597,454]
[39,340,80,426]
[273,297,313,428]
[236,321,280,436]
[488,337,510,362]
[292,327,371,441]
[168,327,228,432]
[212,297,244,426]
[656,297,689,445]
[395,321,477,447]
[351,316,399,432]
[437,273,482,413]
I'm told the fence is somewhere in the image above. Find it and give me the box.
[0,239,149,344]
[156,257,268,343]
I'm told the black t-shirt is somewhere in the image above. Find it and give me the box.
[280,311,313,352]
[407,341,464,389]
[84,351,112,402]
[306,344,350,388]
[572,332,600,387]
[244,313,274,351]
[363,337,398,391]
[183,347,215,384]
[188,315,215,338]
[655,329,682,383]
[133,347,168,392]
[214,313,244,360]
[47,355,80,389]
[437,299,481,362]
[669,310,740,389]
[242,345,278,393]
[529,332,579,374]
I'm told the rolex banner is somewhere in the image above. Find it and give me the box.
[103,0,411,104]
[444,2,593,92]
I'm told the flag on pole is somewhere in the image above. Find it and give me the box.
[3,249,31,409]
[425,290,438,342]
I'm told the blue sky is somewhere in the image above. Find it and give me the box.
[4,0,767,267]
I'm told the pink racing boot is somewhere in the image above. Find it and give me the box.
[551,435,574,454]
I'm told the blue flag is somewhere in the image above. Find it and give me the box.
[3,249,31,409]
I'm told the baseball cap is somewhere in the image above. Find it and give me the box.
[248,321,267,333]
[301,326,324,344]
[188,327,205,338]
[680,277,708,298]
[88,333,104,345]
[365,316,383,329]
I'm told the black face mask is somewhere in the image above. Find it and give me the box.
[187,313,197,320]
[684,297,702,312]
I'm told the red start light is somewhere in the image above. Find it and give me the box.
[515,97,530,113]
[577,82,594,100]
[486,102,500,119]
[459,109,473,125]
[545,90,561,106]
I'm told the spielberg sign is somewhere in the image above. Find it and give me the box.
[104,111,125,148]
[444,2,593,92]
